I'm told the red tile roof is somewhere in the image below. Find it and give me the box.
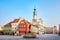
[4,19,20,27]
[22,19,30,24]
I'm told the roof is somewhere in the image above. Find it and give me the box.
[23,19,31,24]
[18,19,30,25]
[4,18,20,27]
[4,18,31,27]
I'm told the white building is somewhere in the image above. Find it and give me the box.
[32,7,44,34]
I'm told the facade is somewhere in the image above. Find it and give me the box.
[3,18,20,35]
[3,18,30,35]
[0,27,3,32]
[3,17,39,35]
[0,27,3,35]
[44,27,48,34]
[32,7,44,34]
[52,26,57,34]
[32,7,37,25]
[44,27,52,34]
[2,7,44,35]
[18,19,39,35]
[44,26,57,34]
[59,24,60,35]
[18,19,30,35]
[11,23,18,32]
[30,24,39,34]
[37,18,44,34]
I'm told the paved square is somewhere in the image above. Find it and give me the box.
[0,34,60,40]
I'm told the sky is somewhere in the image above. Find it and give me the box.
[0,0,60,27]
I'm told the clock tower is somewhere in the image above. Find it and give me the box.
[32,7,37,25]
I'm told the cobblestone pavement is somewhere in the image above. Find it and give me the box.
[0,34,60,40]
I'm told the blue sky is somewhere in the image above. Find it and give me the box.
[0,0,60,27]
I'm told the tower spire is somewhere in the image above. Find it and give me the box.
[33,6,37,20]
[32,6,37,25]
[34,5,36,10]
